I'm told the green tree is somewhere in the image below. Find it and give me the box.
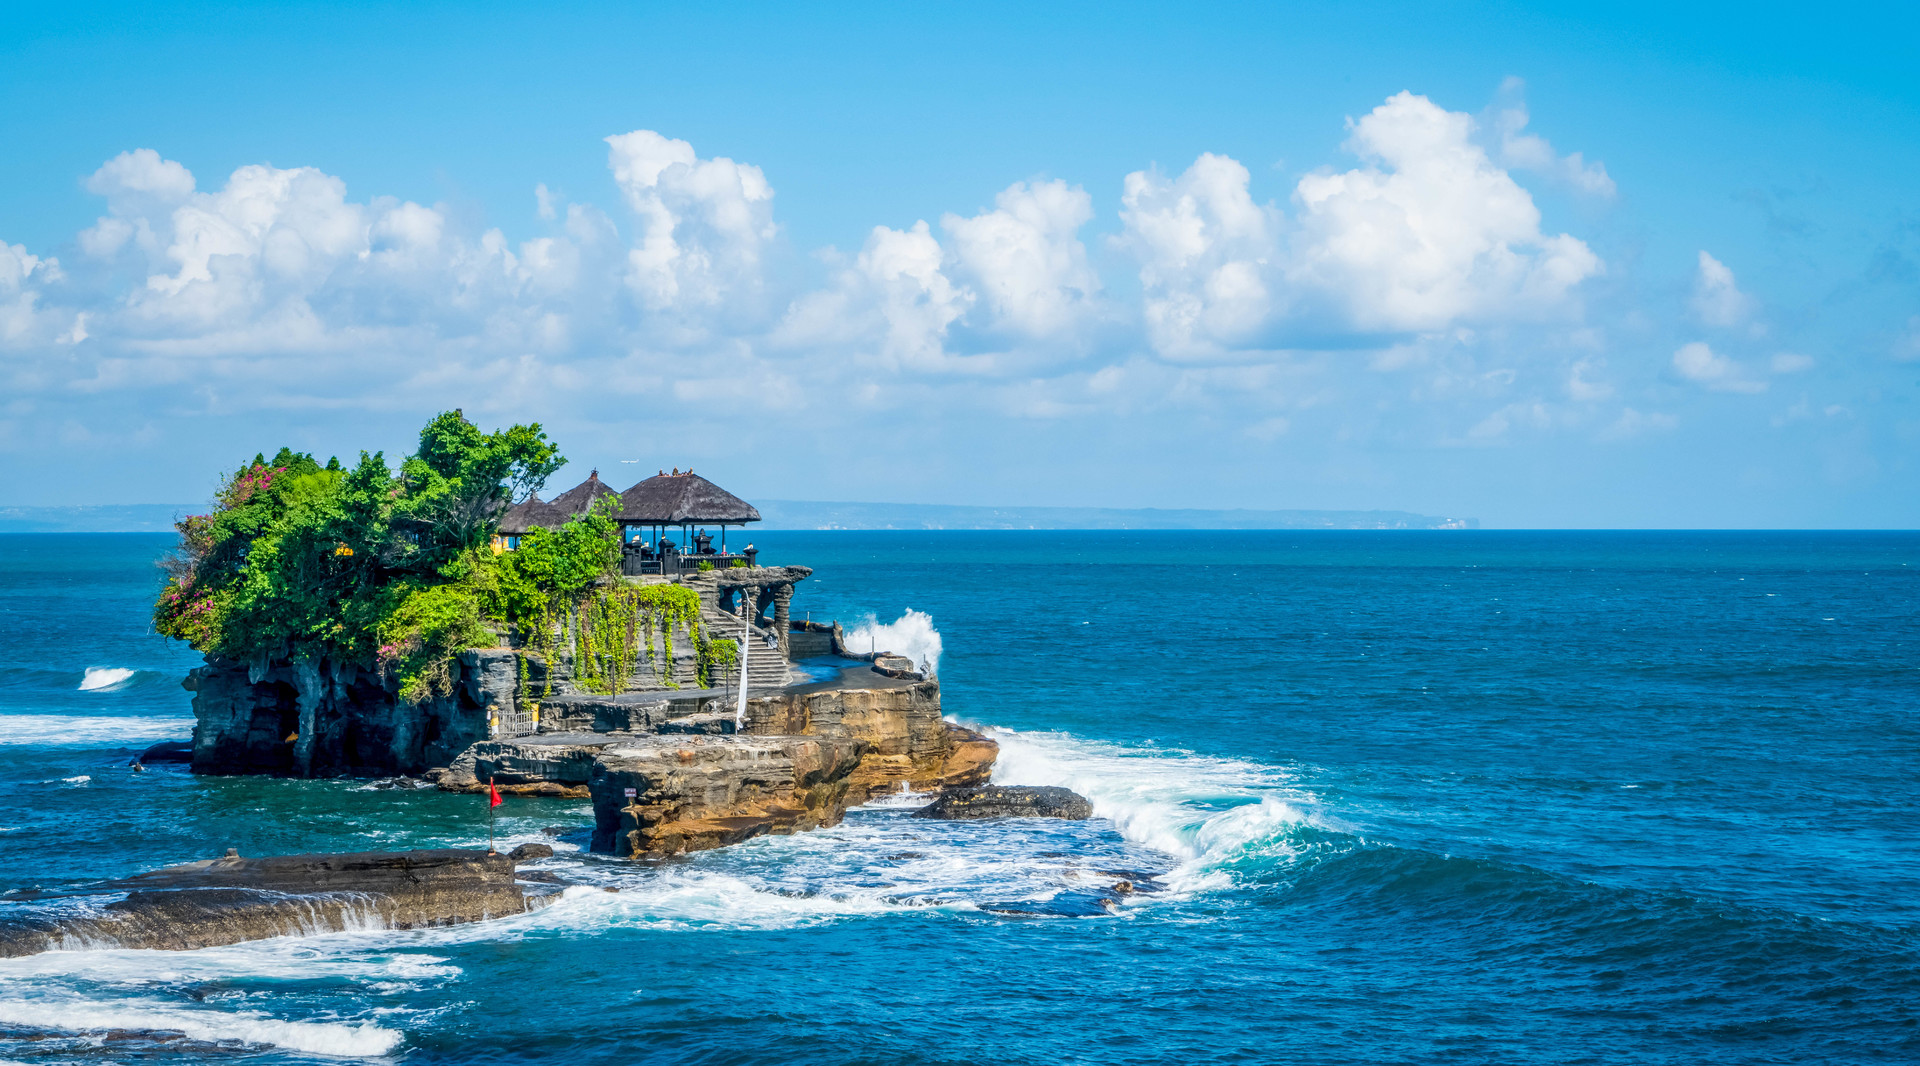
[154,411,570,701]
[393,410,566,570]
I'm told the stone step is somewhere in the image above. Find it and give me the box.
[699,606,792,688]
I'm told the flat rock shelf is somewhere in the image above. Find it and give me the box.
[0,849,553,959]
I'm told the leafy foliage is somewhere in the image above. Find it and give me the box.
[696,633,738,689]
[155,412,565,697]
[153,411,730,705]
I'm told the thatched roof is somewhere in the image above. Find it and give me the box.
[547,469,620,517]
[618,470,761,525]
[497,496,570,536]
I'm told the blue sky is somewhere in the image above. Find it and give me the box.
[2,1,1916,526]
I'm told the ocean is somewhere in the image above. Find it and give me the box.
[0,530,1915,1064]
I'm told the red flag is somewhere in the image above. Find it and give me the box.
[488,777,502,808]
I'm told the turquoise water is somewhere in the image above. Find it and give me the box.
[1,530,1916,1063]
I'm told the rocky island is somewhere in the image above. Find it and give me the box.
[154,411,1017,861]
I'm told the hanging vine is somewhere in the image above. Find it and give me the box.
[696,632,738,689]
[514,601,563,701]
[491,498,706,696]
[539,582,704,695]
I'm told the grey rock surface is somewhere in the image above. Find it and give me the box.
[658,712,736,735]
[912,785,1094,820]
[187,651,510,777]
[439,735,617,796]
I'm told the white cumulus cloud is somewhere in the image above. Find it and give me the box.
[1117,152,1280,359]
[777,221,974,373]
[1673,341,1766,393]
[942,179,1099,337]
[0,91,1668,467]
[1115,91,1605,360]
[1288,92,1603,333]
[1691,251,1756,328]
[0,242,62,346]
[604,130,777,315]
[1489,79,1616,197]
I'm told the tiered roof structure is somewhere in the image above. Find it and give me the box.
[496,468,760,540]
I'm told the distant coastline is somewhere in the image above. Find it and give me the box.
[0,501,1477,533]
[751,500,1478,530]
[0,505,193,533]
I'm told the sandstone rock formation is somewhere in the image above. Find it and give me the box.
[445,663,999,858]
[0,849,544,959]
[746,670,994,802]
[588,735,865,856]
[912,785,1094,820]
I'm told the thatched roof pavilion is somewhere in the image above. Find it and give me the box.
[494,469,619,548]
[547,469,620,517]
[617,469,761,567]
[495,496,569,539]
[617,470,761,525]
[493,467,761,565]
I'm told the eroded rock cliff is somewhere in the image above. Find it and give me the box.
[186,649,517,777]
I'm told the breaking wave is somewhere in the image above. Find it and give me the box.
[449,727,1335,932]
[0,715,193,747]
[843,609,943,674]
[986,727,1333,894]
[77,666,138,692]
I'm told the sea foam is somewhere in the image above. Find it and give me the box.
[986,727,1327,894]
[0,998,401,1057]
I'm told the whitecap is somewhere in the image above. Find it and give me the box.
[78,667,138,692]
[60,775,90,785]
[0,997,401,1057]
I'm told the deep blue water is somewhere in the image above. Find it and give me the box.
[0,530,1915,1064]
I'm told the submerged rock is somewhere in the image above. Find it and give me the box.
[0,849,540,959]
[132,740,193,766]
[912,785,1094,821]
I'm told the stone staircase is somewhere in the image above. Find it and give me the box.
[698,602,794,689]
